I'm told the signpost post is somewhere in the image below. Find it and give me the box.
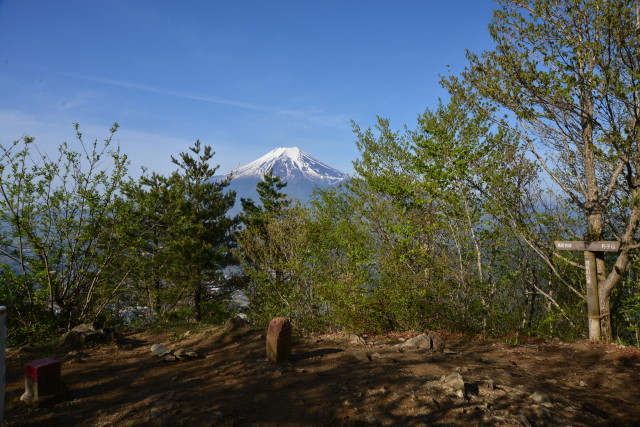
[554,241,620,341]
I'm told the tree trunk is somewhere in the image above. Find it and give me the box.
[194,284,202,322]
[599,292,613,342]
[583,86,603,340]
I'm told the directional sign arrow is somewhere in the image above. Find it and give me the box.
[554,241,620,252]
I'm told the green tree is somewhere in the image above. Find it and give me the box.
[125,141,237,323]
[240,168,291,231]
[0,124,133,341]
[169,141,237,322]
[444,0,640,341]
[236,172,326,330]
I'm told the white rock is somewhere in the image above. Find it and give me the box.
[150,343,172,357]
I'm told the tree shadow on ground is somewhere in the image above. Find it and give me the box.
[4,327,640,426]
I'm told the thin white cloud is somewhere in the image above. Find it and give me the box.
[63,73,351,129]
[65,73,278,113]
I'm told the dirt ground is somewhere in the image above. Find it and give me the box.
[4,322,640,426]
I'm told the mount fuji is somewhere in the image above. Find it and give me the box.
[213,147,348,212]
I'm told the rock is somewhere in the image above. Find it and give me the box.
[423,396,440,410]
[174,348,198,360]
[579,380,587,387]
[348,351,371,363]
[225,315,247,330]
[150,344,172,357]
[485,378,495,390]
[266,317,292,363]
[344,333,366,345]
[517,414,532,427]
[530,391,553,407]
[400,333,432,350]
[427,331,445,352]
[62,324,119,347]
[161,353,177,362]
[71,322,101,333]
[62,331,82,347]
[444,372,466,392]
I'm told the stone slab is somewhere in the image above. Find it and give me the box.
[266,317,291,363]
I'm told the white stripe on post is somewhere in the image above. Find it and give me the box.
[0,306,6,423]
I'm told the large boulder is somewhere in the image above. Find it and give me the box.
[62,323,119,347]
[399,331,444,352]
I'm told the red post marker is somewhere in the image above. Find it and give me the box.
[21,358,61,401]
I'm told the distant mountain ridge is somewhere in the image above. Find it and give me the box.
[212,147,348,213]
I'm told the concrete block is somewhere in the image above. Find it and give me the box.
[21,358,61,402]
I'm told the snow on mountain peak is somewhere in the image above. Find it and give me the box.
[229,146,346,185]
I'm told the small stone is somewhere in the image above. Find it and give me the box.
[348,351,371,363]
[150,344,172,357]
[579,381,587,387]
[427,331,445,352]
[444,372,466,392]
[400,334,432,350]
[71,322,99,333]
[530,391,553,407]
[174,348,198,360]
[225,315,247,330]
[162,353,177,362]
[344,333,366,345]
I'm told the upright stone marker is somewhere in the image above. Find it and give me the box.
[21,358,61,402]
[0,306,6,423]
[266,317,291,363]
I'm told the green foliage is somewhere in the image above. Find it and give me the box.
[443,0,640,341]
[236,173,328,332]
[0,124,134,343]
[124,141,237,323]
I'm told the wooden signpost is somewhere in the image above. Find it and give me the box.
[554,240,621,340]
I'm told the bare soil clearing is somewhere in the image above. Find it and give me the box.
[4,325,640,426]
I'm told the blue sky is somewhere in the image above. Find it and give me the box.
[0,1,497,177]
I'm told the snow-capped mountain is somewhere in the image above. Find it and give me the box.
[213,147,348,212]
[231,147,346,185]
